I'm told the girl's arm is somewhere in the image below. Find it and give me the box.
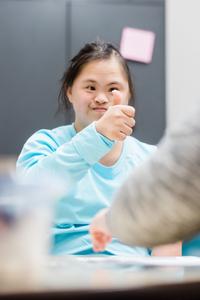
[16,122,114,182]
[152,242,182,256]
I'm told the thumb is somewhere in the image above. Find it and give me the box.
[111,89,121,105]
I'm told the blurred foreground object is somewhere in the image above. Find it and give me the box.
[0,172,65,290]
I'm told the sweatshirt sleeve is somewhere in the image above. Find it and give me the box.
[16,122,114,182]
[106,107,200,247]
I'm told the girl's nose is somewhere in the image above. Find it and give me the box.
[94,94,108,104]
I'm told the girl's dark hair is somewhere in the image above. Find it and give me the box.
[58,40,135,112]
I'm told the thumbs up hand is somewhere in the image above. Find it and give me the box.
[95,90,136,141]
[111,89,121,106]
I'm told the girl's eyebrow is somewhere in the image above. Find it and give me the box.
[108,81,122,86]
[83,79,96,83]
[82,80,122,86]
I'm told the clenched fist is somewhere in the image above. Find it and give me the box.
[95,90,135,141]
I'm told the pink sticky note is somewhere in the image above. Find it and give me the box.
[120,27,155,64]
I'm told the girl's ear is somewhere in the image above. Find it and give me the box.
[65,84,73,103]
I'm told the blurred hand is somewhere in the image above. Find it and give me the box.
[90,208,112,252]
[95,90,135,141]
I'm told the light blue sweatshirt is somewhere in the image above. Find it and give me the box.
[17,122,156,256]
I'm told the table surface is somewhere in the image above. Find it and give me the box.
[1,256,200,299]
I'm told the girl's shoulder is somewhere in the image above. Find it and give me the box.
[26,124,75,148]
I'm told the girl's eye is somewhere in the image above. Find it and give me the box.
[109,87,119,92]
[86,86,95,91]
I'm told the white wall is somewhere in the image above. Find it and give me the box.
[166,0,200,127]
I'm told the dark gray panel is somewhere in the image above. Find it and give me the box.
[70,1,165,144]
[0,0,165,155]
[0,0,69,155]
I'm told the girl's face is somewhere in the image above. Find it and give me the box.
[67,56,131,132]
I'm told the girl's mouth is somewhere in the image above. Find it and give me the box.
[92,108,107,112]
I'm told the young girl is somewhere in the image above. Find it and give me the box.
[16,40,181,256]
